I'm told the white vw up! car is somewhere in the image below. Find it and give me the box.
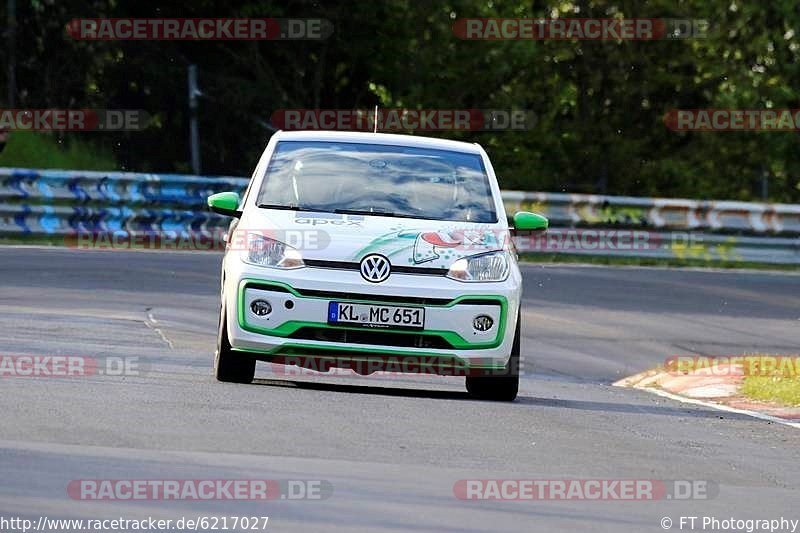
[209,131,547,401]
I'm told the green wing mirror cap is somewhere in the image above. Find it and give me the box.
[513,211,549,231]
[207,191,241,217]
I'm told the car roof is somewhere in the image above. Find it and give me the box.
[271,130,483,154]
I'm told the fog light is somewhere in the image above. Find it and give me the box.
[250,299,272,316]
[473,315,494,332]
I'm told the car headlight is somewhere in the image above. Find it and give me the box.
[446,250,509,282]
[243,233,305,269]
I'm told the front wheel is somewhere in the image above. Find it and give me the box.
[214,304,256,384]
[465,313,520,402]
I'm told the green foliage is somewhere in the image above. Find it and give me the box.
[0,133,117,170]
[1,0,798,201]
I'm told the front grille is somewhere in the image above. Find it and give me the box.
[287,326,454,349]
[291,288,452,306]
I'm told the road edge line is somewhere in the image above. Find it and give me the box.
[627,385,800,430]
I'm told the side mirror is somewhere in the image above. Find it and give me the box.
[208,192,242,218]
[513,211,548,231]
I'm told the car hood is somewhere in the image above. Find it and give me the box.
[238,209,508,270]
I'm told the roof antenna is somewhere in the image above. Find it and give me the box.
[373,105,378,133]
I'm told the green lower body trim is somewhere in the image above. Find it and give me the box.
[237,279,509,350]
[231,343,507,371]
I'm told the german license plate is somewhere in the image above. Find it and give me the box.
[328,302,425,330]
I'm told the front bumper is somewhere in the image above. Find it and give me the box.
[223,259,522,372]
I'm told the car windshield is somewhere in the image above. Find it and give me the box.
[256,140,498,223]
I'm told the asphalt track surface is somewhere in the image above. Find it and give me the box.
[1,247,799,532]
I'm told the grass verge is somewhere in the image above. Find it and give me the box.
[741,376,800,407]
[0,235,69,247]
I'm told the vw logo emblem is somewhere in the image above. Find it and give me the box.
[360,254,391,283]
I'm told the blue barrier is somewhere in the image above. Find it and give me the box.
[0,168,248,236]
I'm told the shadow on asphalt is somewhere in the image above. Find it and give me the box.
[253,378,753,420]
[253,378,470,400]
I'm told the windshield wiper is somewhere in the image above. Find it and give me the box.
[257,204,318,212]
[257,205,426,220]
[333,208,422,219]
[334,208,393,216]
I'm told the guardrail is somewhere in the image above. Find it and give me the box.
[1,168,797,265]
[0,168,248,236]
[502,191,800,235]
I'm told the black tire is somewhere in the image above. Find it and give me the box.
[465,313,521,401]
[214,305,256,384]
